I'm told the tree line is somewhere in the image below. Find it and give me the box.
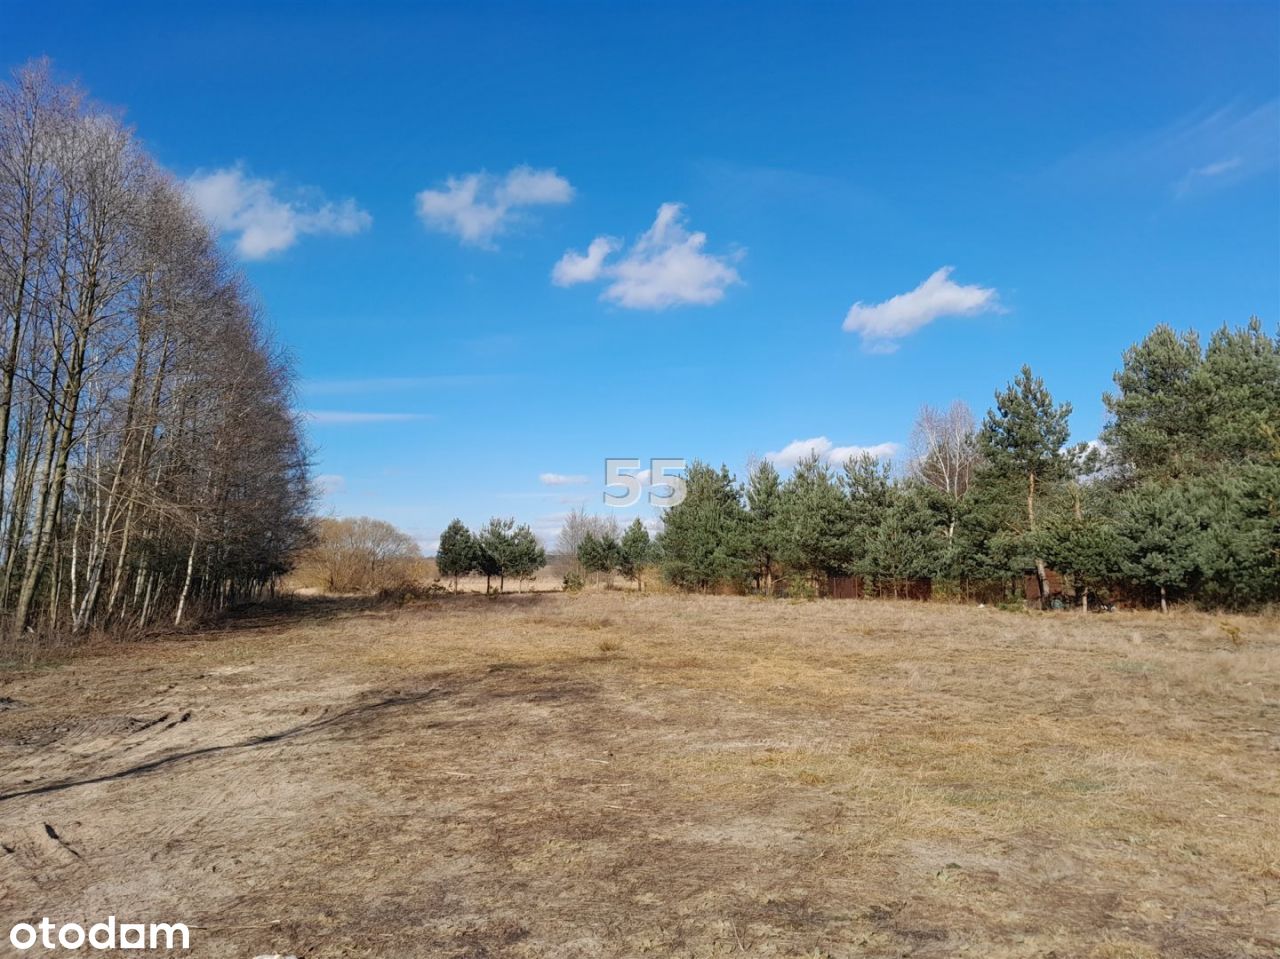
[560,512,652,590]
[652,319,1278,611]
[0,62,310,639]
[436,517,547,592]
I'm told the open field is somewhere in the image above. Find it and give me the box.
[0,593,1277,958]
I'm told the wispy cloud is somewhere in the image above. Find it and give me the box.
[415,165,573,247]
[313,473,346,495]
[841,267,1000,353]
[530,511,574,546]
[539,472,590,486]
[1052,99,1278,199]
[302,410,433,425]
[1175,156,1244,197]
[553,203,743,309]
[766,436,899,470]
[300,375,501,395]
[186,164,370,259]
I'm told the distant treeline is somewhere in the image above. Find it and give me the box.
[0,62,310,638]
[653,320,1278,610]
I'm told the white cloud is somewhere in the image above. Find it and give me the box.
[766,436,900,470]
[827,442,900,464]
[553,203,742,309]
[539,472,590,486]
[551,236,618,285]
[314,474,346,495]
[841,266,1000,352]
[415,165,573,247]
[186,165,370,259]
[302,411,432,425]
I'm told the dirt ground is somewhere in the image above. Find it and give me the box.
[0,593,1277,958]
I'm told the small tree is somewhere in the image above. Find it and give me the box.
[619,518,652,590]
[1115,483,1201,612]
[476,517,515,592]
[556,507,619,573]
[505,523,547,590]
[578,530,621,585]
[435,518,476,592]
[868,485,946,598]
[909,400,979,541]
[1037,512,1123,613]
[744,458,782,594]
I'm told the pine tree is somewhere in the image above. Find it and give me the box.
[1102,324,1204,481]
[1115,483,1202,613]
[657,461,747,591]
[578,530,621,584]
[840,452,893,577]
[476,517,515,592]
[505,523,547,589]
[950,468,1031,593]
[1037,502,1124,613]
[1198,318,1280,467]
[1192,464,1280,609]
[744,458,782,594]
[435,518,476,592]
[868,485,946,598]
[979,365,1075,605]
[619,518,652,591]
[777,452,854,590]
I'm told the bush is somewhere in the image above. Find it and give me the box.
[301,517,424,593]
[563,570,585,592]
[376,581,435,605]
[785,574,818,601]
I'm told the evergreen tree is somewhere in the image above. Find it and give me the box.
[619,518,652,590]
[1198,318,1280,467]
[476,517,516,592]
[950,468,1032,593]
[657,461,748,591]
[1102,324,1204,481]
[979,365,1075,605]
[840,452,894,577]
[744,458,783,594]
[1192,464,1280,609]
[777,452,854,589]
[505,523,547,588]
[1037,499,1124,613]
[578,530,622,584]
[868,485,946,597]
[435,518,476,592]
[1115,482,1202,613]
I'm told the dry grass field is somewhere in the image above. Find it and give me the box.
[0,592,1277,958]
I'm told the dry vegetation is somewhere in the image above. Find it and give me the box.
[0,593,1277,958]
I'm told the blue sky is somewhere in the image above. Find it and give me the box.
[5,1,1277,549]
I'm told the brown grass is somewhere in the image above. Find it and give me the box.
[0,593,1276,957]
